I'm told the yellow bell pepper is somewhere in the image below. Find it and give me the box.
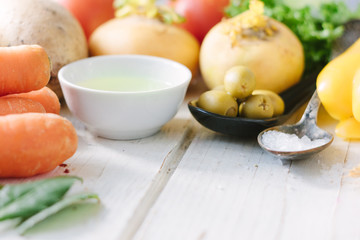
[352,68,360,121]
[316,38,360,139]
[317,38,360,121]
[335,117,360,140]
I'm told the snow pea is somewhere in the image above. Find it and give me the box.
[0,176,81,221]
[0,179,49,209]
[16,192,99,234]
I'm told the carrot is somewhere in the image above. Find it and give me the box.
[0,113,78,178]
[0,45,50,96]
[4,87,60,114]
[0,97,45,116]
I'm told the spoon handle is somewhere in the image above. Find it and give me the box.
[298,90,321,125]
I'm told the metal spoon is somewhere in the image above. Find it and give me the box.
[257,91,334,160]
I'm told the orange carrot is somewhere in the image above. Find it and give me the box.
[0,113,78,178]
[0,97,46,116]
[4,87,60,114]
[0,45,50,96]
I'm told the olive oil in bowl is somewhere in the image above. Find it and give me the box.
[77,76,171,92]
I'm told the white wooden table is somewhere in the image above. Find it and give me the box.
[1,77,360,240]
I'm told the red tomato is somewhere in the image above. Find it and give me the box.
[169,0,229,42]
[56,0,114,40]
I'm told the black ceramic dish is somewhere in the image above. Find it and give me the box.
[188,69,321,137]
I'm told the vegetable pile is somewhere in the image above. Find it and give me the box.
[225,0,360,73]
[0,176,99,235]
[0,45,78,178]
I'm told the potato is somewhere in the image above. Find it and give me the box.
[0,0,88,98]
[200,8,304,93]
[89,16,200,77]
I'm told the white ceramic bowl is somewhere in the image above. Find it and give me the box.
[58,55,191,140]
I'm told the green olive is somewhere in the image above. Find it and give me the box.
[190,100,197,106]
[252,90,285,116]
[197,90,238,117]
[239,94,274,119]
[224,65,256,99]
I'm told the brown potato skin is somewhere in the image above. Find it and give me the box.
[200,16,304,93]
[89,16,200,77]
[0,0,88,98]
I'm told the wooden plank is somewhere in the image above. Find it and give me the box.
[133,128,282,240]
[133,109,360,240]
[329,140,360,239]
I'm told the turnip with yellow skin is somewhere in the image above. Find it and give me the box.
[89,0,200,76]
[89,16,199,76]
[199,0,304,93]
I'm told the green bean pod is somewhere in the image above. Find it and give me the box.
[0,176,81,221]
[0,179,49,209]
[16,192,99,235]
